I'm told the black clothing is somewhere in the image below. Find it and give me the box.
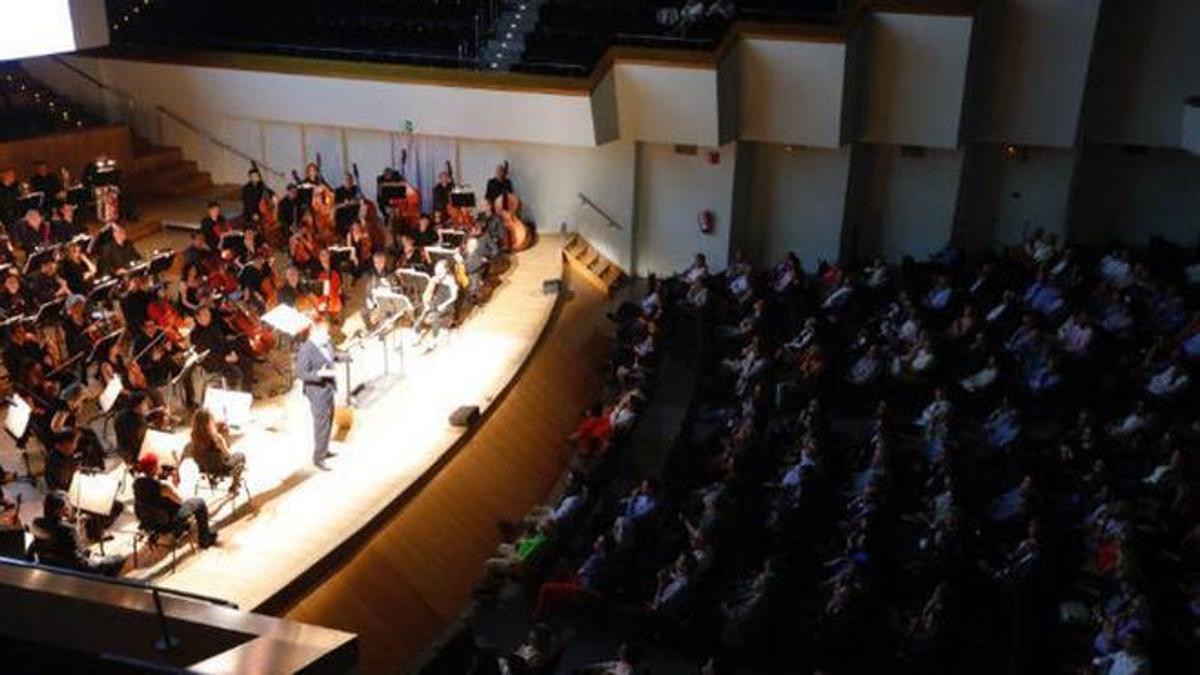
[277,195,299,234]
[432,181,452,214]
[28,271,62,306]
[200,215,226,250]
[114,408,148,464]
[120,288,152,332]
[59,258,90,295]
[51,216,84,243]
[485,176,513,204]
[0,181,18,226]
[241,181,270,222]
[28,172,62,202]
[97,240,142,276]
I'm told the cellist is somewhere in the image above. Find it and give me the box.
[241,167,274,227]
[315,247,343,318]
[289,216,320,274]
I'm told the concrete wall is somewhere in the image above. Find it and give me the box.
[857,12,974,148]
[1084,0,1200,148]
[848,145,964,261]
[1071,147,1200,245]
[737,38,846,148]
[633,142,737,275]
[614,63,721,146]
[959,145,1076,250]
[966,0,1101,146]
[738,143,851,268]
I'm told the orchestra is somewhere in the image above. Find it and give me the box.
[0,153,530,563]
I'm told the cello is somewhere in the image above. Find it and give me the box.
[353,163,387,250]
[444,160,475,232]
[251,160,281,246]
[296,163,336,245]
[397,149,421,229]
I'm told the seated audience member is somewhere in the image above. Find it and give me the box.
[133,453,218,548]
[481,521,552,585]
[531,534,611,621]
[576,643,643,675]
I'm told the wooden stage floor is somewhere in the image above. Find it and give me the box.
[1,234,565,612]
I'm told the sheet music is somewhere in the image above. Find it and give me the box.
[261,303,312,336]
[68,467,122,516]
[4,394,32,439]
[98,376,122,413]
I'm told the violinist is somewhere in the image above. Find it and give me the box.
[315,247,343,317]
[98,336,144,406]
[96,222,142,277]
[44,428,81,491]
[241,168,273,226]
[415,259,458,351]
[50,202,84,243]
[363,251,407,328]
[432,170,453,216]
[59,240,95,295]
[192,304,251,391]
[181,231,214,277]
[4,324,56,393]
[411,213,438,248]
[133,316,192,413]
[276,265,305,308]
[200,201,228,251]
[113,391,151,466]
[61,294,94,362]
[13,208,53,253]
[0,268,28,316]
[396,233,432,274]
[48,383,105,471]
[179,263,206,315]
[29,255,69,306]
[119,273,154,334]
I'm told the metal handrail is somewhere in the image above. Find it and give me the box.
[47,55,288,181]
[0,555,237,608]
[578,192,623,230]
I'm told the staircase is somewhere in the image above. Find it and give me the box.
[563,232,626,296]
[125,140,214,198]
[479,0,547,70]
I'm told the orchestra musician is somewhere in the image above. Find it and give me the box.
[182,408,246,494]
[289,217,320,274]
[415,259,458,352]
[432,170,454,216]
[113,391,152,466]
[191,304,252,391]
[50,201,84,243]
[31,491,125,576]
[485,163,514,207]
[277,183,301,235]
[134,452,218,548]
[0,269,29,317]
[396,233,432,274]
[315,247,343,317]
[346,219,373,279]
[334,173,361,236]
[12,208,53,252]
[363,250,409,329]
[96,222,142,276]
[241,168,274,226]
[0,167,19,226]
[411,213,438,248]
[200,201,228,251]
[276,265,306,308]
[58,240,95,296]
[295,312,338,470]
[28,161,63,207]
[28,254,69,305]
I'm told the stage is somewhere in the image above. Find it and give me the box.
[1,234,565,611]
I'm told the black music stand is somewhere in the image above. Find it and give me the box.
[65,185,89,208]
[219,230,247,258]
[328,245,354,270]
[22,246,59,276]
[438,229,467,249]
[334,201,360,231]
[87,329,124,366]
[16,192,44,215]
[33,297,65,327]
[91,166,121,188]
[296,184,315,211]
[67,232,92,251]
[450,190,476,208]
[86,276,120,307]
[148,249,176,276]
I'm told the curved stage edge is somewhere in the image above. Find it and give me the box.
[133,235,567,612]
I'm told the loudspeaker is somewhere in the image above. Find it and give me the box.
[542,278,563,295]
[449,405,480,427]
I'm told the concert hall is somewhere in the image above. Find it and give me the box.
[0,1,1197,673]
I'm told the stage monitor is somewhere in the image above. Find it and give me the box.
[0,0,110,62]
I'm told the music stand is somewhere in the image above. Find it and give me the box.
[88,222,115,256]
[16,192,44,215]
[88,327,124,368]
[3,394,32,440]
[148,249,176,276]
[203,386,253,431]
[86,277,120,306]
[67,232,92,251]
[334,201,360,228]
[296,183,315,210]
[397,269,431,297]
[379,182,406,204]
[33,297,65,327]
[98,376,123,415]
[66,185,89,207]
[68,468,121,517]
[261,303,311,337]
[450,188,476,208]
[22,246,59,276]
[328,245,354,269]
[438,229,467,249]
[139,428,185,468]
[92,165,120,188]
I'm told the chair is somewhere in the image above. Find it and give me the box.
[131,492,194,574]
[191,455,253,507]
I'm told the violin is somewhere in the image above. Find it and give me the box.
[289,221,318,267]
[147,296,189,349]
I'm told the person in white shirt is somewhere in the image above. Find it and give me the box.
[1058,311,1095,358]
[915,388,953,430]
[961,355,999,393]
[1108,401,1150,437]
[1146,358,1190,398]
[1100,249,1134,289]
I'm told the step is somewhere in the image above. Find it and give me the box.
[600,266,623,285]
[125,218,163,241]
[579,248,600,267]
[127,159,200,185]
[130,147,184,173]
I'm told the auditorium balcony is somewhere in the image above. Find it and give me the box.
[0,66,99,142]
[103,0,505,68]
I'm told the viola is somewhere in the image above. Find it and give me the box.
[289,226,317,266]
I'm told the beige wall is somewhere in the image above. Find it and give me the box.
[737,38,846,148]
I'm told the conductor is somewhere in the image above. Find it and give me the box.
[296,313,338,470]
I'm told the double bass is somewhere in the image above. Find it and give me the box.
[352,163,386,249]
[494,161,531,252]
[443,160,474,232]
[396,149,422,229]
[295,163,336,244]
[251,161,281,246]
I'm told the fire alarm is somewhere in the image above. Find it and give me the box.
[698,209,715,235]
[707,150,720,165]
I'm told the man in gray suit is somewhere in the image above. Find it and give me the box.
[296,314,338,470]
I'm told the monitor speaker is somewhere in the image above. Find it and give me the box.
[449,405,480,427]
